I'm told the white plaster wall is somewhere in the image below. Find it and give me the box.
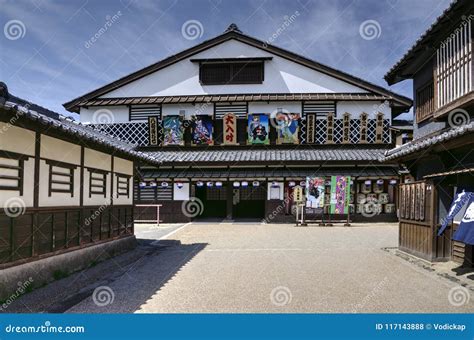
[40,135,81,165]
[38,160,81,207]
[0,123,36,156]
[161,103,213,119]
[80,106,130,124]
[84,148,111,171]
[336,101,391,120]
[114,157,134,176]
[173,182,190,201]
[99,39,368,99]
[0,158,35,208]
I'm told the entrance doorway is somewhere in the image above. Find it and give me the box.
[194,184,227,219]
[232,185,266,219]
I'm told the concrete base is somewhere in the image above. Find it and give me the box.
[0,236,136,301]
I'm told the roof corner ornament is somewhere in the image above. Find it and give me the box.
[224,23,242,34]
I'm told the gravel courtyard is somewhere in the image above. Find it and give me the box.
[6,222,473,313]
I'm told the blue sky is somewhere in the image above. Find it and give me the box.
[0,0,451,118]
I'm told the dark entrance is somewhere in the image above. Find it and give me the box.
[194,184,227,219]
[232,185,266,219]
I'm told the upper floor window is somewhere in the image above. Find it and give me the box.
[199,61,264,85]
[416,82,435,123]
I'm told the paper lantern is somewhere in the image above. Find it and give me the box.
[215,181,223,187]
[233,182,241,188]
[196,181,204,187]
[206,181,213,187]
[288,181,296,187]
[252,181,260,187]
[241,181,249,187]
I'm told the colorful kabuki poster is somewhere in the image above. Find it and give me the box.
[305,177,325,208]
[162,115,184,146]
[247,114,269,145]
[191,115,213,145]
[276,112,300,144]
[223,113,237,145]
[329,176,351,214]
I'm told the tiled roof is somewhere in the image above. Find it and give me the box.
[0,99,160,166]
[385,122,474,160]
[146,147,389,164]
[77,93,391,107]
[140,166,399,179]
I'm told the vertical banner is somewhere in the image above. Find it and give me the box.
[454,196,474,245]
[191,115,213,145]
[223,113,237,145]
[306,114,315,144]
[359,112,368,143]
[438,190,473,236]
[248,114,269,145]
[305,177,325,208]
[330,176,351,214]
[148,116,159,146]
[162,115,184,146]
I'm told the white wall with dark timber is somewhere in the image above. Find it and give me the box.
[83,148,112,206]
[161,103,213,118]
[113,157,134,205]
[248,101,301,115]
[96,39,368,100]
[80,105,130,124]
[335,101,391,120]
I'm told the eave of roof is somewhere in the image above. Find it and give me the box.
[64,26,412,113]
[384,121,474,160]
[385,0,473,85]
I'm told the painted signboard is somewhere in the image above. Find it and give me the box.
[329,176,351,214]
[276,112,300,144]
[306,177,325,208]
[191,115,213,145]
[223,113,237,145]
[148,116,159,146]
[247,114,269,145]
[162,115,184,146]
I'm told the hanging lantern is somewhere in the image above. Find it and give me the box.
[206,181,214,187]
[215,181,223,187]
[376,179,384,185]
[241,181,249,187]
[196,181,204,187]
[176,182,183,189]
[159,182,167,188]
[389,179,397,185]
[288,181,296,187]
[149,182,157,187]
[233,181,241,188]
[139,182,147,188]
[271,181,279,187]
[252,181,260,187]
[300,181,306,187]
[364,180,372,185]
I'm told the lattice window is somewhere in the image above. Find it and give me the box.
[46,160,76,197]
[315,119,326,144]
[382,119,391,144]
[303,101,335,117]
[350,119,360,144]
[157,185,172,200]
[367,119,376,143]
[130,105,161,122]
[116,174,130,198]
[0,152,25,195]
[88,168,107,197]
[89,122,149,146]
[333,119,343,144]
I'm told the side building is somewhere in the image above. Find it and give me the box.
[385,0,474,265]
[0,83,159,299]
[64,24,412,223]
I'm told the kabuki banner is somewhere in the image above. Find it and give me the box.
[162,115,184,146]
[437,190,473,236]
[248,114,269,145]
[276,112,300,144]
[191,115,213,145]
[223,113,237,145]
[305,177,325,208]
[329,176,351,214]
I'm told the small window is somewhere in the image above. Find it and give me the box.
[116,174,130,198]
[416,82,434,123]
[200,62,264,85]
[46,160,76,197]
[0,152,26,195]
[88,168,108,197]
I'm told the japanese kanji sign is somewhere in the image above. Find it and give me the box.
[223,113,237,145]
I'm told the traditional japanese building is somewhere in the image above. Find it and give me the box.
[385,0,474,264]
[64,24,412,223]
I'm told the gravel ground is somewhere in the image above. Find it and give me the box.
[5,222,473,313]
